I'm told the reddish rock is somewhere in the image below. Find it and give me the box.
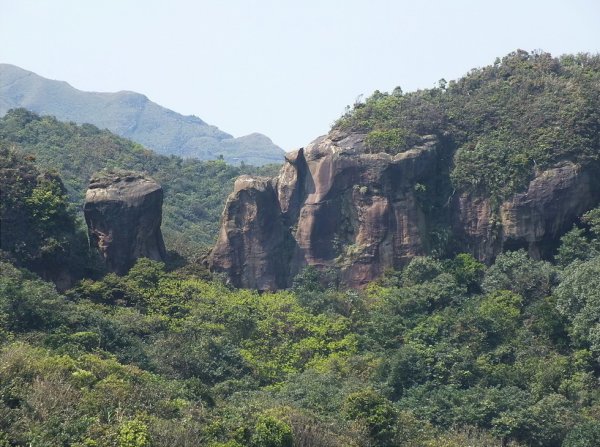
[210,131,600,290]
[455,162,599,262]
[209,175,290,290]
[210,133,439,289]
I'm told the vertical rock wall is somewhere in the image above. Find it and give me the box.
[210,130,600,290]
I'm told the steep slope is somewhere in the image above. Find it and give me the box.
[209,51,600,289]
[0,63,285,165]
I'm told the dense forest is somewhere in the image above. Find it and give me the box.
[1,51,600,446]
[336,50,600,205]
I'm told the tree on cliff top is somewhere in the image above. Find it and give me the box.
[336,50,600,203]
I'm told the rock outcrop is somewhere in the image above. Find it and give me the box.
[454,162,600,262]
[84,171,166,274]
[210,132,442,289]
[210,130,600,290]
[210,175,290,290]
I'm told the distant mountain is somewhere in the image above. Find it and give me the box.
[0,63,285,165]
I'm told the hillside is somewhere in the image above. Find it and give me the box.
[1,51,600,447]
[210,51,600,290]
[0,64,285,166]
[2,191,600,446]
[0,109,280,255]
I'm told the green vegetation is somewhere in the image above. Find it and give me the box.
[2,199,600,444]
[0,109,280,256]
[0,146,94,282]
[336,51,600,203]
[2,51,600,446]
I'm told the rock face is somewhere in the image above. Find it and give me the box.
[84,171,166,274]
[210,132,442,289]
[454,162,600,262]
[210,130,600,290]
[210,175,290,290]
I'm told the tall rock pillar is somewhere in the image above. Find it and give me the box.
[84,171,166,274]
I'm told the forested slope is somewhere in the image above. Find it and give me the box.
[1,51,600,447]
[1,214,600,446]
[0,109,280,255]
[336,50,600,204]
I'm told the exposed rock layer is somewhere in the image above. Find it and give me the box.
[84,171,166,274]
[210,132,600,290]
[454,162,599,262]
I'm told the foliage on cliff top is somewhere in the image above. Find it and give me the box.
[335,50,600,202]
[0,109,280,255]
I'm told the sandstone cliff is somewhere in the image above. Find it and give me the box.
[210,132,442,289]
[454,162,600,262]
[209,130,600,290]
[84,171,166,274]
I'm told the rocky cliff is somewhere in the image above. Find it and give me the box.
[209,131,600,290]
[84,171,166,274]
[210,132,443,289]
[454,162,600,262]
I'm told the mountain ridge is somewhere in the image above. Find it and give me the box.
[0,63,285,165]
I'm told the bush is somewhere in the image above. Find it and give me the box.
[118,419,150,447]
[251,415,293,447]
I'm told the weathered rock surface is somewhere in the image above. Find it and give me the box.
[84,171,166,274]
[210,132,441,289]
[209,128,600,290]
[454,162,600,262]
[210,175,289,290]
[210,131,600,290]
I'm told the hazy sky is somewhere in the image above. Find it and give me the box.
[1,0,599,151]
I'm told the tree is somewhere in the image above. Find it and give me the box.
[251,415,293,447]
[555,256,600,363]
[343,389,399,446]
[482,250,555,301]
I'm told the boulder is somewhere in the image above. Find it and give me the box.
[84,171,166,274]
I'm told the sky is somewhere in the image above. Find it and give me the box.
[1,0,599,151]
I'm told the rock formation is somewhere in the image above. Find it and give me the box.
[454,162,600,262]
[210,130,600,290]
[210,132,443,289]
[84,171,166,274]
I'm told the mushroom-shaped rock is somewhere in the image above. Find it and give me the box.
[84,171,166,274]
